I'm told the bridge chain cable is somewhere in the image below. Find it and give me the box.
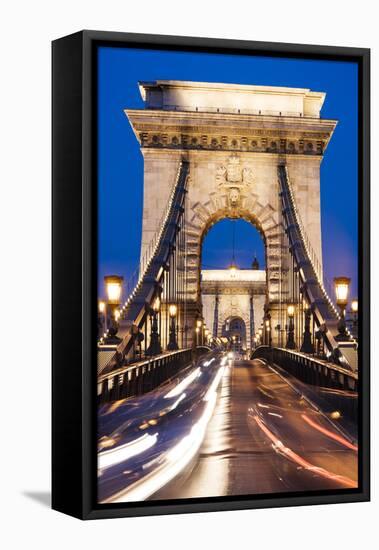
[98,159,193,377]
[278,164,357,371]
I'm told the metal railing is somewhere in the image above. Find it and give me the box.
[98,347,209,404]
[160,104,318,119]
[252,346,357,392]
[252,346,358,421]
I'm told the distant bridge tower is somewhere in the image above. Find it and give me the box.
[126,81,336,346]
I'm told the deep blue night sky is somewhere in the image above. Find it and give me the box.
[98,46,358,300]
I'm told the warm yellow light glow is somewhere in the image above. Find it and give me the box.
[334,277,350,306]
[153,297,160,312]
[287,304,295,317]
[169,304,177,317]
[196,319,202,328]
[265,320,270,328]
[105,275,123,305]
[351,299,358,313]
[229,263,237,276]
[195,327,200,334]
[98,301,105,314]
[258,328,263,336]
[114,310,120,322]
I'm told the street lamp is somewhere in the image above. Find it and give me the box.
[146,297,162,356]
[98,300,107,335]
[334,276,350,340]
[103,275,123,344]
[350,298,358,339]
[167,304,178,350]
[196,319,203,345]
[195,326,200,347]
[300,303,314,354]
[265,318,272,347]
[105,275,123,308]
[286,304,296,349]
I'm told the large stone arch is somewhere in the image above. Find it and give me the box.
[185,187,280,304]
[126,80,336,347]
[222,315,248,351]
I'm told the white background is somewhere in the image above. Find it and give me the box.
[0,1,376,548]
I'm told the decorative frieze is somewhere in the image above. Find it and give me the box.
[136,130,326,156]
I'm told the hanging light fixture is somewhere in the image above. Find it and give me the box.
[229,219,238,274]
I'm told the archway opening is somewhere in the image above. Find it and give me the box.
[200,218,267,353]
[201,218,265,271]
[222,316,247,353]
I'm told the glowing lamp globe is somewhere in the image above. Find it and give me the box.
[104,275,123,305]
[153,297,160,313]
[334,277,350,307]
[287,304,295,317]
[169,304,177,317]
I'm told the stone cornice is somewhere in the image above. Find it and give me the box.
[126,108,337,156]
[201,281,266,294]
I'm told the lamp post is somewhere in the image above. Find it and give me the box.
[104,275,123,344]
[98,300,107,336]
[300,304,314,354]
[195,326,200,347]
[265,318,272,347]
[167,304,178,350]
[351,298,358,338]
[205,328,210,345]
[146,297,162,356]
[334,276,350,340]
[286,304,296,349]
[196,319,203,346]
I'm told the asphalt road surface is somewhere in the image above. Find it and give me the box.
[151,358,358,500]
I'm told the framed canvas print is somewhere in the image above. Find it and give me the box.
[52,31,370,519]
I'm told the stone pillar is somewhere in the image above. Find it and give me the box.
[249,294,255,349]
[213,292,219,337]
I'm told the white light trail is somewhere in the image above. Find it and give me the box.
[169,392,186,411]
[98,433,158,471]
[106,367,225,503]
[164,367,201,399]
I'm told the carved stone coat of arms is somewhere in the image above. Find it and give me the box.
[215,155,254,207]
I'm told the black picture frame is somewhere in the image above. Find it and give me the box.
[52,30,370,520]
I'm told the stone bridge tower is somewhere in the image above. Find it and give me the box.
[126,80,337,347]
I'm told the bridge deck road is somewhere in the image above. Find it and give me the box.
[150,359,358,500]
